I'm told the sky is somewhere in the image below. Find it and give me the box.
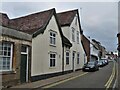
[0,1,119,52]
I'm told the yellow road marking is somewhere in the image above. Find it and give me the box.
[105,62,115,86]
[42,72,88,88]
[105,62,115,89]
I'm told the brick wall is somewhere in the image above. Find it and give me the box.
[81,34,90,62]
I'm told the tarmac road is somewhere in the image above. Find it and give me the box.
[42,61,118,89]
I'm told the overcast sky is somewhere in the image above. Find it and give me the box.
[0,1,119,52]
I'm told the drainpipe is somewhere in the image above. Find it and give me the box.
[62,46,64,75]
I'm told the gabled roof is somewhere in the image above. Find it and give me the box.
[0,13,9,26]
[57,9,82,34]
[1,8,72,47]
[9,8,55,35]
[57,9,77,26]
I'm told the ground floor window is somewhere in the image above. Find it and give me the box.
[77,52,80,64]
[50,53,56,67]
[0,42,13,71]
[66,51,69,65]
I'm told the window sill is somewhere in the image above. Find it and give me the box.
[0,70,16,75]
[49,44,56,47]
[49,67,56,69]
[66,64,69,66]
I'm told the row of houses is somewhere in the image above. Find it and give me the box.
[90,39,107,61]
[0,8,105,87]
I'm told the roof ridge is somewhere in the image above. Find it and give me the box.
[57,9,78,14]
[11,8,55,20]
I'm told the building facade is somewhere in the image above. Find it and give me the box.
[0,13,32,87]
[57,9,87,72]
[0,8,88,87]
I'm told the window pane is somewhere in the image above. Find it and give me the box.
[66,57,69,64]
[53,54,55,58]
[21,46,27,52]
[50,54,52,58]
[50,59,52,67]
[0,51,3,55]
[8,47,11,51]
[3,60,6,66]
[6,66,10,69]
[8,52,11,56]
[3,66,6,70]
[50,37,52,44]
[53,59,55,66]
[53,38,55,45]
[50,32,52,36]
[53,33,56,37]
[3,51,7,56]
[4,46,7,51]
[66,52,69,56]
[0,46,2,50]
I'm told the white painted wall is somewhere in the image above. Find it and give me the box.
[63,46,72,71]
[31,15,62,76]
[90,42,99,61]
[62,14,86,71]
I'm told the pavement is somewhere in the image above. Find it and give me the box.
[10,69,85,89]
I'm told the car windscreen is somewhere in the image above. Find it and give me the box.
[88,62,95,66]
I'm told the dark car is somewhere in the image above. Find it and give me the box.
[82,61,99,72]
[98,60,104,67]
[99,59,109,66]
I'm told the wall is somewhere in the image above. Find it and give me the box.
[31,15,62,76]
[61,14,86,71]
[81,34,90,62]
[0,35,31,87]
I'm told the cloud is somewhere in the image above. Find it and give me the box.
[0,2,118,51]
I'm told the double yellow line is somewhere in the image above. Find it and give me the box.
[105,62,116,89]
[42,72,88,88]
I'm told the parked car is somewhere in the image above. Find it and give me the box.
[98,60,104,67]
[104,59,109,65]
[100,59,109,66]
[82,61,99,72]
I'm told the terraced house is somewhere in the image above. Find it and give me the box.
[0,8,87,87]
[0,13,32,87]
[57,9,87,72]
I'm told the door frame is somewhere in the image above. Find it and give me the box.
[21,46,29,82]
[72,51,76,71]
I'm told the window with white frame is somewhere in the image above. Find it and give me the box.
[72,27,75,42]
[77,31,79,43]
[50,31,56,45]
[77,52,80,64]
[0,42,13,71]
[50,53,56,67]
[66,51,69,65]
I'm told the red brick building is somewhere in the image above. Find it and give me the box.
[81,34,90,62]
